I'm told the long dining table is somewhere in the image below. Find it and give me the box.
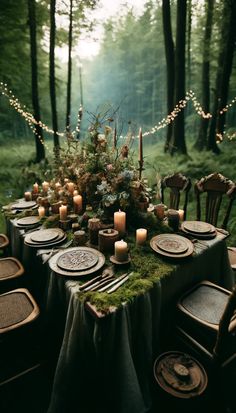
[6,218,234,413]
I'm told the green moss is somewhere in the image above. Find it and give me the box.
[77,234,173,313]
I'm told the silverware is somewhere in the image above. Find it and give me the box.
[98,273,129,292]
[107,274,130,293]
[79,267,115,291]
[84,275,115,292]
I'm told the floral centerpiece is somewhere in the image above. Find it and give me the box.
[46,111,151,223]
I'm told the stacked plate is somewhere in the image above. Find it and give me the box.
[181,221,216,239]
[15,216,41,230]
[24,228,66,248]
[49,247,105,277]
[150,233,194,258]
[11,199,37,210]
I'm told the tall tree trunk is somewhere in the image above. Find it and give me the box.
[28,0,45,162]
[66,0,73,132]
[171,0,187,155]
[216,0,236,135]
[194,0,214,151]
[187,0,192,91]
[49,0,60,156]
[207,1,233,153]
[162,0,175,152]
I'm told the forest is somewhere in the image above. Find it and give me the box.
[0,0,236,231]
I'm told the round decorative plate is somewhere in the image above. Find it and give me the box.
[11,200,37,210]
[150,234,194,258]
[49,247,105,277]
[30,229,62,243]
[24,232,67,248]
[155,234,189,254]
[181,224,216,240]
[57,249,99,272]
[182,221,214,234]
[16,216,40,227]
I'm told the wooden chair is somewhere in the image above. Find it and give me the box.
[161,173,191,219]
[0,257,24,294]
[0,234,9,256]
[0,288,41,389]
[0,288,39,334]
[175,281,236,411]
[194,172,236,229]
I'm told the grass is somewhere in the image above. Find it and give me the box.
[0,135,236,245]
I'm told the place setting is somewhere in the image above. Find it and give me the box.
[48,246,106,277]
[24,227,67,248]
[14,215,41,230]
[150,233,194,259]
[180,220,217,240]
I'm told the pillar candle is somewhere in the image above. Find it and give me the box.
[136,228,147,245]
[67,182,74,194]
[42,181,49,192]
[178,209,185,221]
[73,195,82,213]
[55,182,61,190]
[73,190,78,196]
[114,210,126,235]
[24,191,32,201]
[114,239,128,262]
[59,205,67,221]
[38,206,45,218]
[33,183,39,193]
[64,178,69,184]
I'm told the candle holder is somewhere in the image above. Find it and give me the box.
[167,209,180,232]
[72,222,80,232]
[74,230,87,246]
[154,204,166,220]
[110,255,131,265]
[98,229,119,253]
[51,201,62,214]
[68,213,78,223]
[59,219,71,231]
[88,218,101,245]
[32,193,39,201]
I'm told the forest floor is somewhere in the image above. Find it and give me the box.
[0,136,236,245]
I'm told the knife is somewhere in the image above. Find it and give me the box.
[98,273,129,292]
[107,274,130,293]
[85,275,115,292]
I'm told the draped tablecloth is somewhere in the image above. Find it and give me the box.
[6,220,235,413]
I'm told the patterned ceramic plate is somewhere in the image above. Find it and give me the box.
[57,249,99,271]
[150,234,194,258]
[182,221,214,234]
[155,234,189,254]
[49,247,105,277]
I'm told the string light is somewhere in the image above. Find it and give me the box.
[1,82,236,146]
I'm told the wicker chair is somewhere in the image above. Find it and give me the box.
[0,257,24,294]
[161,172,191,219]
[0,288,39,334]
[0,288,40,388]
